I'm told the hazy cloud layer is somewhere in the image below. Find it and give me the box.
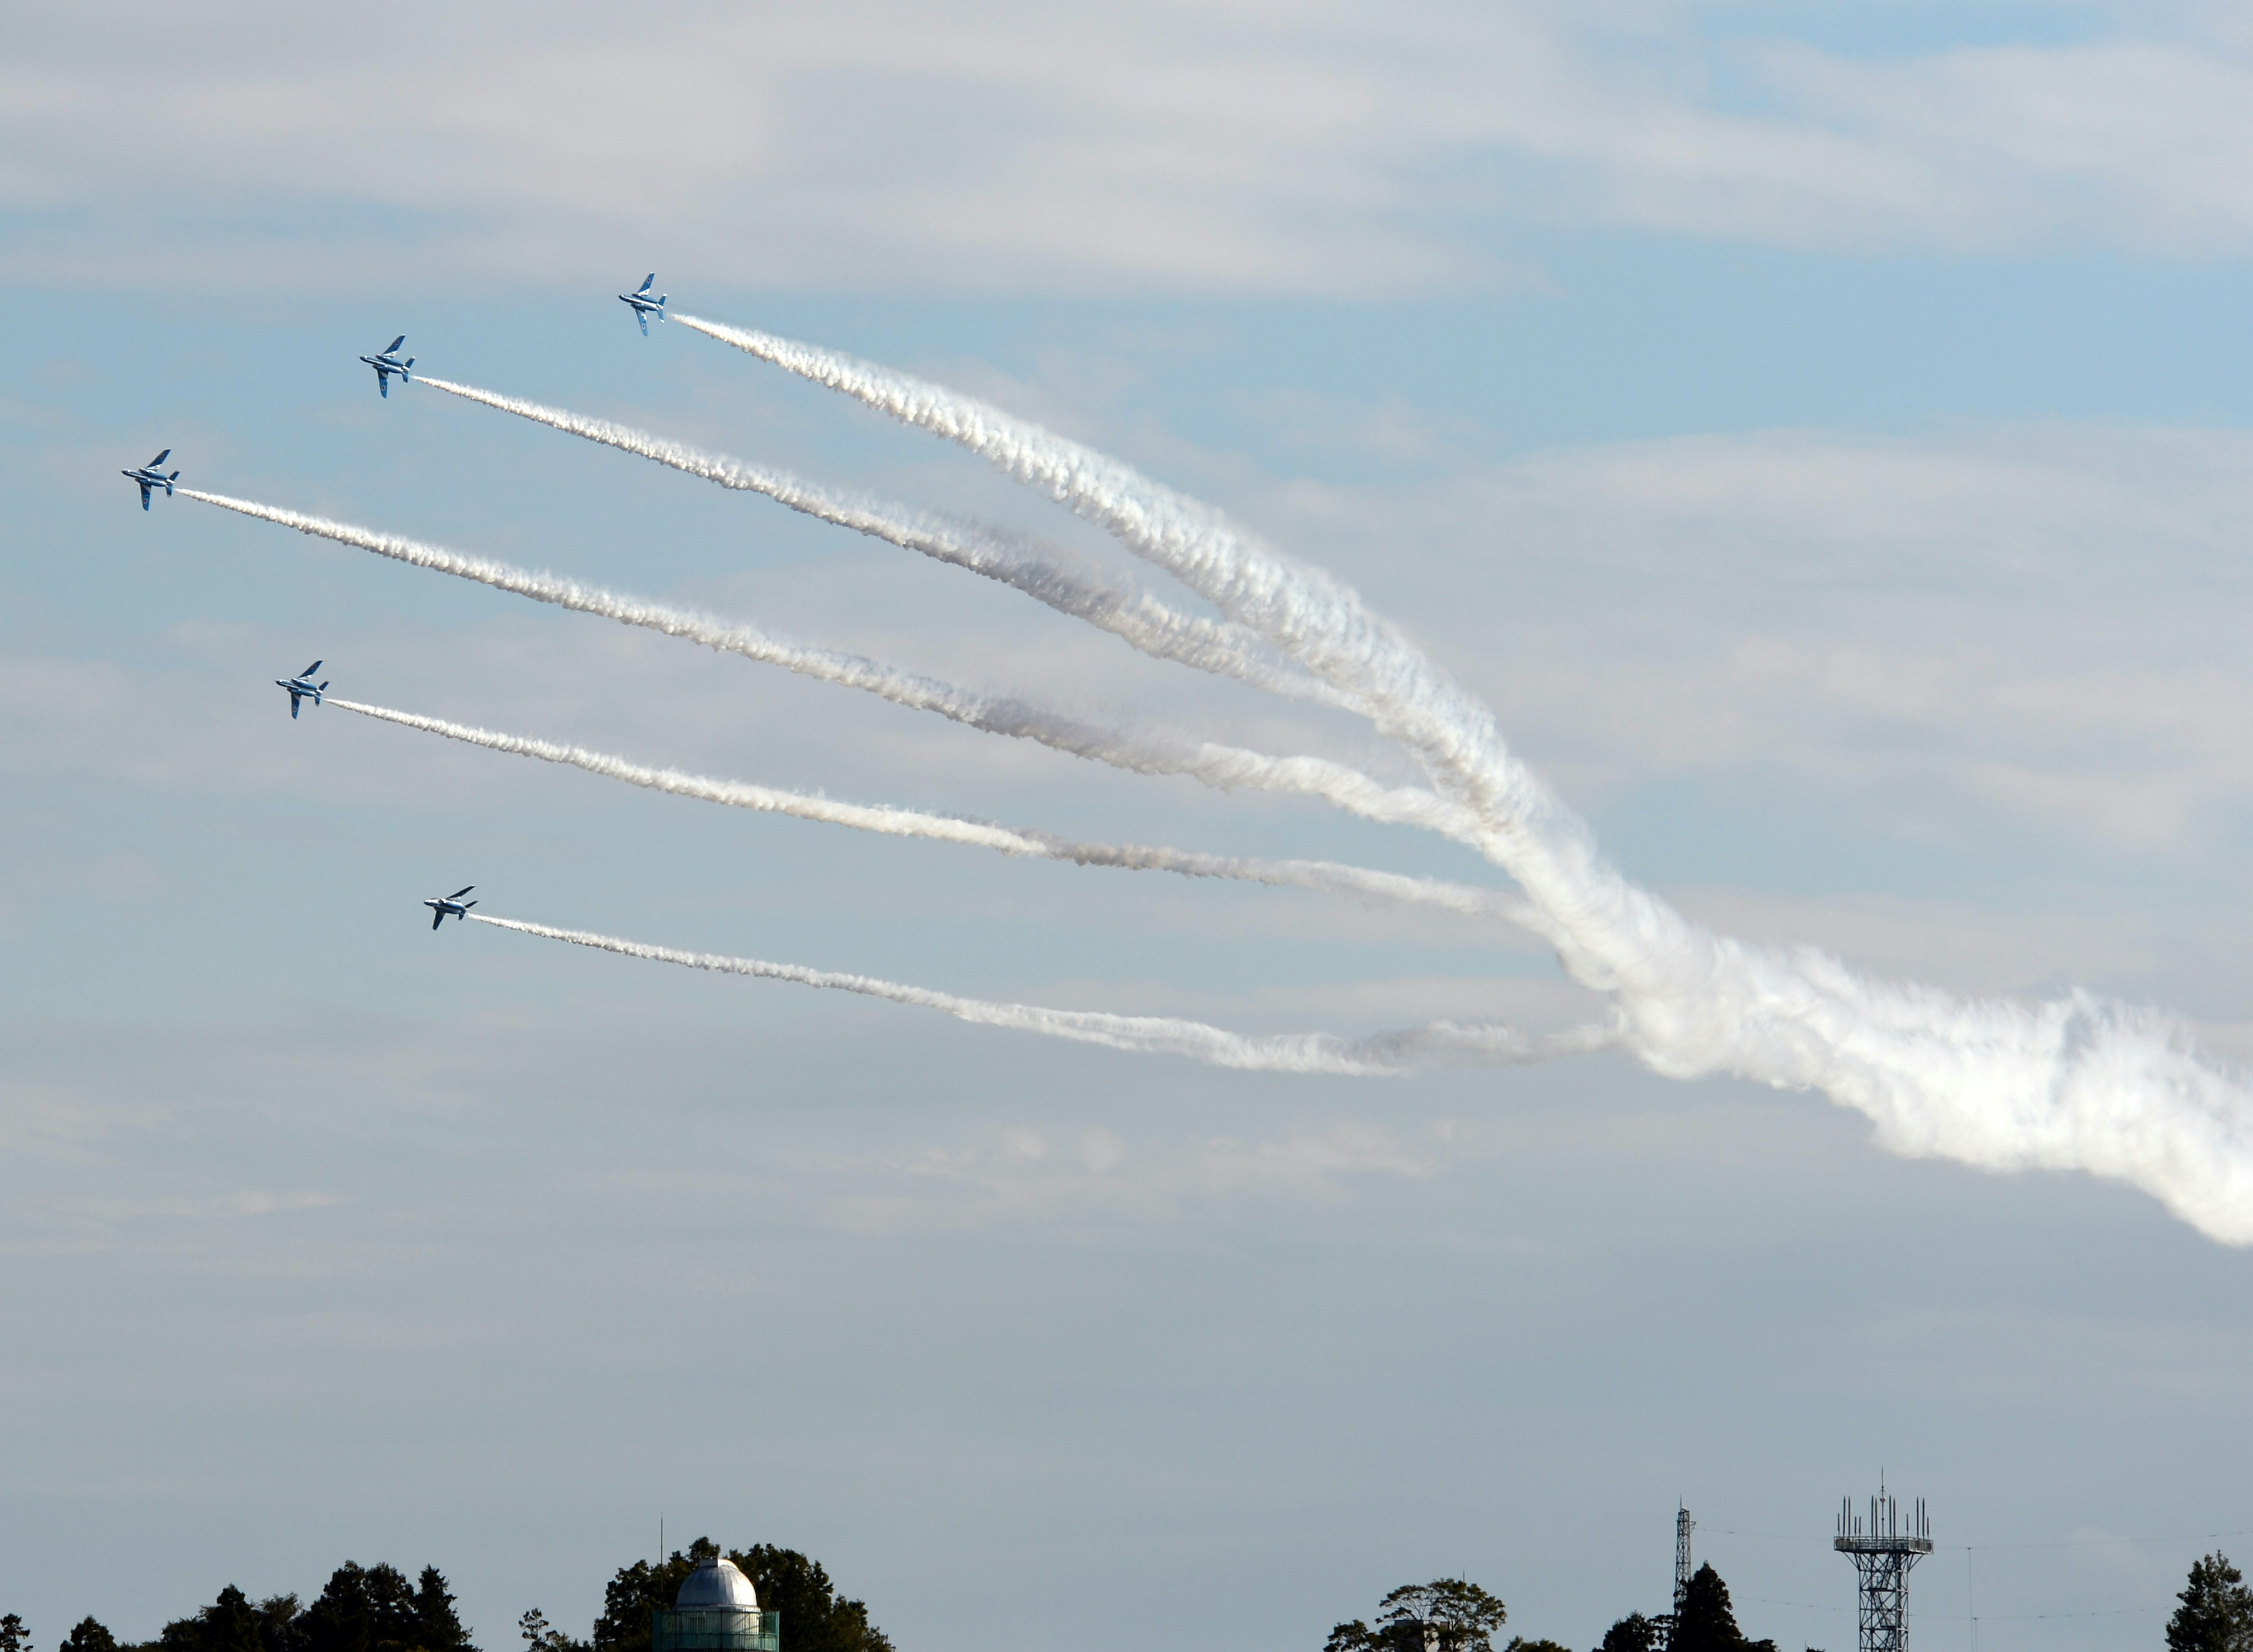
[9,2,2253,292]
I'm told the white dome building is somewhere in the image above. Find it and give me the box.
[653,1553,780,1652]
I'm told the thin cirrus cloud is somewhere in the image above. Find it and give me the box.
[5,2,2253,293]
[1260,422,2253,859]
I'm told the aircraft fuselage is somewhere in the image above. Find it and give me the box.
[121,450,179,509]
[361,338,413,397]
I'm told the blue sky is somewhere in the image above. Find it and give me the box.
[7,4,2253,1650]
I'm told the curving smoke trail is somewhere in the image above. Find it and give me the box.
[180,487,1472,838]
[329,695,1540,927]
[413,374,1354,710]
[676,312,2253,1244]
[469,912,1614,1074]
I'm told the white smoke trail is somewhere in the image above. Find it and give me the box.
[469,912,1615,1074]
[328,695,1540,927]
[414,374,1355,710]
[180,487,1473,838]
[677,313,2253,1244]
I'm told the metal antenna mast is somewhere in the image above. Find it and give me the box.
[1653,1504,1694,1650]
[1833,1485,1933,1652]
[1674,1505,1695,1616]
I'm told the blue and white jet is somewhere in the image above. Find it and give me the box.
[618,274,666,335]
[423,885,477,930]
[121,449,180,510]
[360,336,414,397]
[275,660,329,719]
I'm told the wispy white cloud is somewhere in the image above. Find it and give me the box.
[6,3,2253,292]
[824,1116,1443,1233]
[1267,422,2253,861]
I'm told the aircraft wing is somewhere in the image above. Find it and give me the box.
[431,908,444,930]
[138,479,153,509]
[289,693,300,719]
[637,310,649,336]
[377,371,390,398]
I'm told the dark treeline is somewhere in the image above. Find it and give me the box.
[11,1539,888,1652]
[1322,1567,1788,1652]
[16,1539,2251,1652]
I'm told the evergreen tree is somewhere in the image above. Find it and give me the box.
[61,1620,119,1652]
[412,1570,471,1652]
[2169,1553,2253,1652]
[515,1613,585,1652]
[1670,1566,1775,1652]
[4,1614,30,1652]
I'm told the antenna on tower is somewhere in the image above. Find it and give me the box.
[1835,1487,1933,1652]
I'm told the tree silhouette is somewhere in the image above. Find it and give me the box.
[1670,1565,1775,1652]
[1595,1616,1659,1652]
[62,1620,119,1652]
[1327,1580,1508,1652]
[2168,1553,2253,1652]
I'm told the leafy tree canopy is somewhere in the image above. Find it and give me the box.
[134,1566,469,1652]
[2169,1552,2253,1652]
[4,1614,30,1652]
[62,1621,120,1652]
[1326,1580,1508,1652]
[589,1542,712,1652]
[1595,1613,1658,1652]
[585,1538,891,1652]
[730,1546,889,1652]
[1504,1639,1572,1652]
[155,1585,265,1652]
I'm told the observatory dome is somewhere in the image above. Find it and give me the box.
[676,1555,759,1611]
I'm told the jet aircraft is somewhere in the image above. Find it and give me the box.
[424,885,477,930]
[360,336,414,397]
[121,449,180,510]
[275,660,329,719]
[618,274,667,335]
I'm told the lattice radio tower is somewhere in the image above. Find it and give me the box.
[1655,1504,1693,1650]
[1833,1485,1932,1652]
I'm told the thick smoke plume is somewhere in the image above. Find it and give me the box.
[414,374,1352,709]
[677,312,2253,1244]
[470,912,1611,1074]
[330,695,1537,925]
[180,487,1471,838]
